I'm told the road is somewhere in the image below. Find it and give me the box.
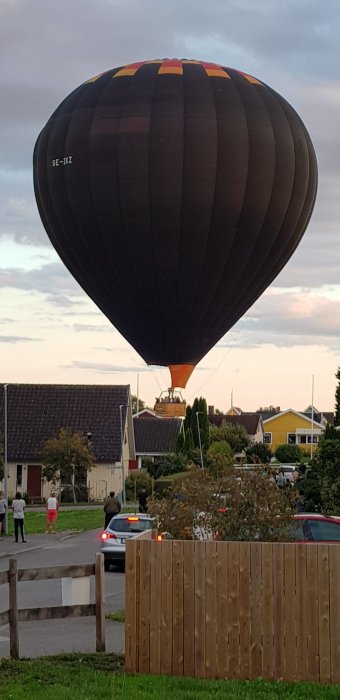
[0,529,125,658]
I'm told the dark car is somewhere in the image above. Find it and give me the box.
[100,513,153,570]
[292,514,340,542]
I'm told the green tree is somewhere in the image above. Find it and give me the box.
[191,397,209,452]
[181,398,209,461]
[144,453,188,481]
[125,470,153,501]
[207,441,233,479]
[209,423,250,453]
[131,395,146,414]
[42,428,95,503]
[275,444,302,463]
[245,442,272,464]
[313,438,340,513]
[335,366,340,427]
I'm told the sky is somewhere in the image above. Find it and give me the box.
[1,0,340,413]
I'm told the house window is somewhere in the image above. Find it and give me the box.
[287,433,296,444]
[16,464,23,487]
[307,435,318,444]
[299,435,307,444]
[263,433,272,444]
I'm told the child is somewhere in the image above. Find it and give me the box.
[46,492,59,533]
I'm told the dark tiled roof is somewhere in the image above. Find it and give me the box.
[322,412,335,425]
[208,413,262,435]
[0,384,130,462]
[133,417,181,454]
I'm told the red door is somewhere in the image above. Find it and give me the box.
[27,465,42,498]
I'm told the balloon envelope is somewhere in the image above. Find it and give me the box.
[33,59,317,387]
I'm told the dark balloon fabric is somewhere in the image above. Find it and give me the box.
[33,59,317,377]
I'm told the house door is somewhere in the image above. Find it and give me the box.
[27,465,42,498]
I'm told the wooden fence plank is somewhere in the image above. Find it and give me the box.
[95,553,105,652]
[261,543,274,680]
[160,541,173,675]
[250,542,262,679]
[239,542,251,680]
[9,558,19,659]
[183,541,195,677]
[194,542,206,678]
[228,542,240,679]
[330,545,340,684]
[18,564,95,581]
[272,543,284,679]
[125,539,138,673]
[306,545,320,682]
[295,543,308,681]
[284,544,297,681]
[318,545,331,684]
[205,542,217,679]
[18,604,95,622]
[149,540,162,675]
[172,541,184,676]
[138,540,151,673]
[216,542,229,679]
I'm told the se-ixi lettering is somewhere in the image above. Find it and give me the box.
[52,156,73,167]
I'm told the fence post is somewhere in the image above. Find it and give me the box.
[8,558,19,659]
[95,552,105,652]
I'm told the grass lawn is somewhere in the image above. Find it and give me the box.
[1,654,340,699]
[105,609,125,622]
[5,508,105,535]
[2,505,138,535]
[4,505,138,535]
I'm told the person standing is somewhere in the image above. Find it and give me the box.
[138,487,148,514]
[103,491,121,528]
[0,491,7,538]
[276,469,285,489]
[12,491,27,542]
[46,491,59,533]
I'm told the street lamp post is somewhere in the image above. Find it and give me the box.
[3,384,8,535]
[119,404,129,506]
[196,411,204,470]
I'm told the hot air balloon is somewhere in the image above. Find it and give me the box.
[33,59,317,401]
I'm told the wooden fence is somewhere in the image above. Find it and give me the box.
[125,538,340,683]
[0,552,105,659]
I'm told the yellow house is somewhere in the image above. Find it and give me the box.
[263,409,323,456]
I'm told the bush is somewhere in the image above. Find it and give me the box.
[275,444,302,463]
[60,484,89,503]
[148,467,295,542]
[245,443,272,464]
[144,453,188,480]
[125,470,153,501]
[154,471,191,496]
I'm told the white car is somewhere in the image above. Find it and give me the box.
[100,513,154,570]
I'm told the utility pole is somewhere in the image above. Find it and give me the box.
[119,404,129,505]
[196,411,204,470]
[4,384,8,535]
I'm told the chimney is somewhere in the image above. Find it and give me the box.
[208,405,214,416]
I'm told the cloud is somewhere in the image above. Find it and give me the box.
[216,289,340,350]
[0,335,41,343]
[0,261,86,304]
[73,324,110,333]
[65,360,150,373]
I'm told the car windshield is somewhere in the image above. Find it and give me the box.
[108,517,153,533]
[308,519,340,541]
